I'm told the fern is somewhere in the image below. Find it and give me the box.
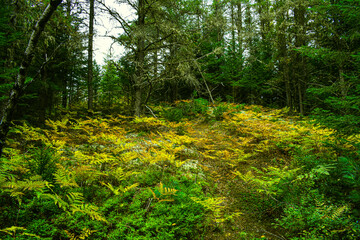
[54,165,79,188]
[330,205,349,220]
[149,182,178,202]
[101,182,139,196]
[70,203,107,222]
[0,226,40,239]
[2,175,50,203]
[64,227,97,240]
[44,191,107,222]
[49,192,69,210]
[67,192,84,205]
[110,166,138,182]
[191,197,226,223]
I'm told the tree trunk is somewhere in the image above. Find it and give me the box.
[0,0,63,157]
[87,0,94,110]
[339,66,346,98]
[134,0,145,117]
[236,1,242,50]
[62,0,72,109]
[39,61,48,125]
[294,3,306,115]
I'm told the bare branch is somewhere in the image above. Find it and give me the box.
[98,0,132,38]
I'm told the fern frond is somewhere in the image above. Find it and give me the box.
[65,227,97,240]
[0,226,26,235]
[0,226,40,238]
[101,182,120,195]
[191,197,226,222]
[101,182,139,195]
[54,166,79,188]
[330,205,348,220]
[66,192,84,205]
[149,182,177,202]
[43,193,69,211]
[70,203,107,222]
[158,182,177,196]
[123,183,139,193]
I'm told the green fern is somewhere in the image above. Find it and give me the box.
[54,166,79,188]
[101,182,139,196]
[191,197,226,223]
[64,227,97,240]
[70,203,107,222]
[2,175,50,203]
[0,226,41,239]
[330,205,348,220]
[149,182,178,202]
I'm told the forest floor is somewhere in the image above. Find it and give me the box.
[183,121,281,239]
[1,103,343,239]
[167,110,293,239]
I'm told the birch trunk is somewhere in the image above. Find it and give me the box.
[0,0,63,156]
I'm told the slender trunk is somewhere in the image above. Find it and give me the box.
[236,1,242,50]
[40,63,48,125]
[230,2,237,102]
[213,0,223,42]
[256,0,265,41]
[134,85,142,117]
[294,2,306,114]
[276,0,292,111]
[284,62,292,109]
[339,66,346,98]
[235,1,242,103]
[87,0,94,110]
[134,0,145,117]
[62,80,68,108]
[298,80,304,115]
[62,0,72,109]
[69,68,73,106]
[245,2,252,53]
[153,28,159,79]
[231,3,236,52]
[0,0,63,157]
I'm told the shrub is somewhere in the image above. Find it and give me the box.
[26,147,58,182]
[213,104,229,120]
[161,107,184,122]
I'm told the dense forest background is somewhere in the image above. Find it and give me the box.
[0,0,360,239]
[1,0,359,132]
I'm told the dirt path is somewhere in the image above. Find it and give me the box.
[187,121,285,240]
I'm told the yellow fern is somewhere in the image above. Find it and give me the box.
[149,182,178,202]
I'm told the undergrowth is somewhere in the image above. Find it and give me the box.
[1,100,359,239]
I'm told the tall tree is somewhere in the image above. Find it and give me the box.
[300,0,360,132]
[275,0,292,110]
[87,0,94,110]
[293,0,308,114]
[101,0,193,116]
[0,0,63,156]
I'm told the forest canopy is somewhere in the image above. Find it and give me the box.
[0,0,359,129]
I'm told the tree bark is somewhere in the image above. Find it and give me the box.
[339,66,347,98]
[134,0,145,117]
[62,0,72,109]
[0,0,63,157]
[294,3,306,115]
[87,0,94,110]
[236,0,242,51]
